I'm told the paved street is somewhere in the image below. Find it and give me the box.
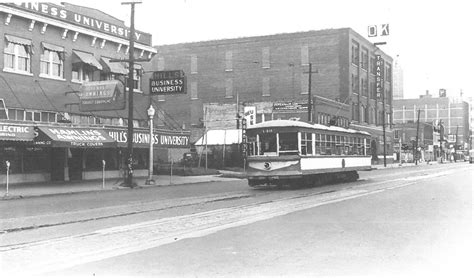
[0,163,472,276]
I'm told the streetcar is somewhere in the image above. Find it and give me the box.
[245,120,372,188]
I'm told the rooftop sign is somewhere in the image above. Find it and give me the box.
[4,3,152,45]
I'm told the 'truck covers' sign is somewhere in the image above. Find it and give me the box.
[150,70,186,95]
[79,80,125,112]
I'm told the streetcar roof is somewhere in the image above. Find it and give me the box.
[247,120,370,136]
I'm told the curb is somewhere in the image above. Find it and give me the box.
[1,176,234,201]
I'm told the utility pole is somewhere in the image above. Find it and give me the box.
[305,63,318,122]
[374,42,388,167]
[414,109,421,165]
[110,1,149,187]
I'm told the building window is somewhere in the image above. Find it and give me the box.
[0,99,7,119]
[40,44,64,79]
[352,74,359,94]
[262,76,270,96]
[72,63,93,82]
[386,63,392,83]
[370,81,376,99]
[125,66,142,92]
[352,103,359,121]
[351,41,359,66]
[157,56,165,70]
[7,108,25,121]
[225,78,233,98]
[301,45,309,66]
[71,50,102,83]
[301,73,308,94]
[370,56,376,74]
[3,36,32,73]
[361,78,368,96]
[262,47,270,69]
[361,48,369,70]
[191,54,198,74]
[225,50,233,71]
[190,81,198,99]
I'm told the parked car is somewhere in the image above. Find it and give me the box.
[469,150,474,164]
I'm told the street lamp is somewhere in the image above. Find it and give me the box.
[145,104,156,185]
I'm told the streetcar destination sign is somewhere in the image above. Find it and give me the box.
[150,70,186,95]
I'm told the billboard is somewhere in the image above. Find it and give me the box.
[78,80,125,112]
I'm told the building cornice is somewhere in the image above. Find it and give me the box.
[0,5,157,54]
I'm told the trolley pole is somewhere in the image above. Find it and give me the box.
[305,63,318,123]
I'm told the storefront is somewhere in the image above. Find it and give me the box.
[1,122,191,185]
[34,125,118,182]
[0,122,49,184]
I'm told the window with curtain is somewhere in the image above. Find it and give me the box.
[40,48,64,78]
[3,37,31,73]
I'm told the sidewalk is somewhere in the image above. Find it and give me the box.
[1,174,242,200]
[371,160,440,170]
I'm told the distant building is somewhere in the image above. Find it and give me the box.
[393,93,469,152]
[145,28,395,161]
[392,55,404,100]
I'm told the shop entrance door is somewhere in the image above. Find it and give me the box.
[50,148,65,181]
[68,149,83,181]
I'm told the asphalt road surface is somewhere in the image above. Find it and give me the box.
[0,163,472,276]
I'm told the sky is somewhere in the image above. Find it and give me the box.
[45,0,473,100]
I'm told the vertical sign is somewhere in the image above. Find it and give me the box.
[243,106,256,126]
[375,55,384,99]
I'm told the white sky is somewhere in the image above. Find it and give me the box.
[50,0,473,99]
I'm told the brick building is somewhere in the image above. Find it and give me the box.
[0,3,189,184]
[145,28,394,161]
[393,92,470,152]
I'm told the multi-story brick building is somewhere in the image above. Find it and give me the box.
[0,3,189,184]
[145,28,394,161]
[393,92,470,153]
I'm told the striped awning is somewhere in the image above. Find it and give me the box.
[100,57,128,75]
[42,42,64,53]
[72,51,103,70]
[5,35,31,46]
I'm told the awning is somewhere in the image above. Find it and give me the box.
[5,35,33,54]
[34,126,117,148]
[194,129,242,146]
[5,35,32,46]
[100,57,128,75]
[72,51,103,70]
[0,123,35,142]
[42,42,64,53]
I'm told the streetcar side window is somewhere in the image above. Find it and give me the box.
[300,132,313,156]
[279,132,298,155]
[259,133,277,155]
[315,133,321,155]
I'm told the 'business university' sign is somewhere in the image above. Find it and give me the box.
[4,3,152,45]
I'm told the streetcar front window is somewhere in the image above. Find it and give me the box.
[279,132,298,155]
[259,133,277,155]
